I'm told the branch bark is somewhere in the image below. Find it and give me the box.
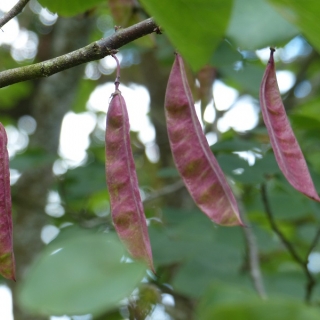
[0,17,158,88]
[0,0,30,29]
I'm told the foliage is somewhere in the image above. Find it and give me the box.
[2,0,320,319]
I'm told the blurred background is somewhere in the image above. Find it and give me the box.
[2,0,320,319]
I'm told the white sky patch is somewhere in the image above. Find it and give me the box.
[0,285,13,320]
[204,103,216,123]
[213,80,238,111]
[39,7,58,26]
[59,112,96,166]
[195,100,203,128]
[0,0,19,12]
[6,125,29,157]
[147,304,171,320]
[41,225,60,244]
[11,29,38,61]
[308,252,320,273]
[45,190,65,218]
[206,132,217,146]
[99,54,122,75]
[50,316,70,320]
[276,70,295,94]
[0,17,19,45]
[218,95,258,132]
[256,47,282,63]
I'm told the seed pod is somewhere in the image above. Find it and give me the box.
[105,87,154,272]
[0,123,15,280]
[165,53,243,226]
[260,48,320,201]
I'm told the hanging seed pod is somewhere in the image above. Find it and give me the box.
[0,123,15,280]
[165,53,243,226]
[105,55,154,271]
[260,48,320,201]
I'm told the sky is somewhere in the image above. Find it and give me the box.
[0,1,318,320]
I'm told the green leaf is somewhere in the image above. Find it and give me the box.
[38,0,105,16]
[220,61,266,95]
[211,40,243,67]
[211,138,261,152]
[227,0,298,49]
[268,0,320,53]
[10,149,56,172]
[0,82,32,109]
[72,79,97,113]
[18,228,146,317]
[197,283,320,320]
[139,0,233,70]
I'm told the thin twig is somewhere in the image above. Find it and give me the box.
[306,226,320,258]
[0,18,158,88]
[261,183,316,303]
[0,0,30,29]
[241,210,267,299]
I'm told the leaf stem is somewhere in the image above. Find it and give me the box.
[260,183,316,303]
[112,54,121,90]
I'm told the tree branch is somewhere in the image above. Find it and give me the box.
[0,17,158,88]
[0,0,30,29]
[260,183,316,303]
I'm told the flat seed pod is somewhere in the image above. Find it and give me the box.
[105,87,154,272]
[0,123,15,280]
[260,48,320,201]
[165,53,243,226]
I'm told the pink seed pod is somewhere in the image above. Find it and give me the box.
[260,48,320,201]
[105,58,154,271]
[0,123,15,281]
[165,53,243,226]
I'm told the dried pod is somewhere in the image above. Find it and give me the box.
[105,67,154,271]
[0,123,15,280]
[165,53,243,226]
[260,48,320,201]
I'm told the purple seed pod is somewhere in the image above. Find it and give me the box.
[0,123,15,280]
[260,48,320,201]
[105,84,154,272]
[165,53,243,226]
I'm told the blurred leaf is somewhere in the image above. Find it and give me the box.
[0,83,32,109]
[139,0,233,70]
[216,152,280,184]
[211,40,243,67]
[149,207,215,266]
[10,149,56,171]
[211,138,261,152]
[197,283,320,320]
[157,167,179,178]
[64,162,106,201]
[18,227,146,317]
[38,0,106,16]
[72,79,97,113]
[291,97,320,122]
[220,61,265,95]
[290,114,320,131]
[172,226,245,298]
[227,0,298,49]
[268,0,320,53]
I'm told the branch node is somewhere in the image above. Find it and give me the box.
[153,26,162,34]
